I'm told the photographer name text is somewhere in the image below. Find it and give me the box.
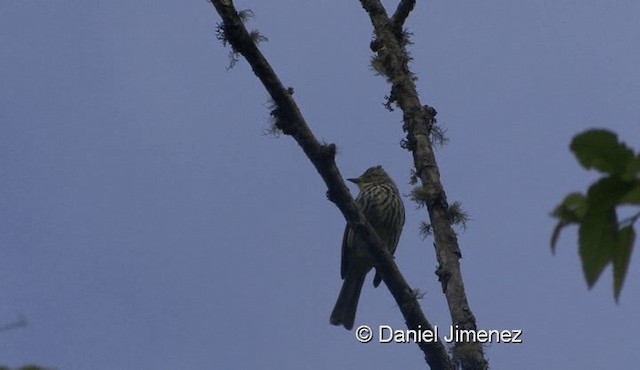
[354,324,523,344]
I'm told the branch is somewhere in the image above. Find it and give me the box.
[209,1,452,369]
[0,314,27,334]
[391,0,415,29]
[359,1,488,369]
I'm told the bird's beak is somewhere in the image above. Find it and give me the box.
[347,177,360,184]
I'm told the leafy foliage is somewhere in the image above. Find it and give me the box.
[552,129,640,301]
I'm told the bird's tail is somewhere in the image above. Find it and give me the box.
[330,270,366,330]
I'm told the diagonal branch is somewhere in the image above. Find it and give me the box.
[209,1,453,369]
[359,1,488,369]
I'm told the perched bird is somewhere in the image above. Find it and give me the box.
[330,166,405,330]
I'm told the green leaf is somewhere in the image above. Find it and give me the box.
[612,226,635,302]
[578,176,636,286]
[587,176,636,208]
[623,156,640,180]
[577,177,638,293]
[550,192,586,253]
[550,221,568,254]
[620,183,640,205]
[579,205,616,288]
[551,192,587,222]
[570,129,634,175]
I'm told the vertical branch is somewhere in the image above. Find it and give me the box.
[359,1,488,369]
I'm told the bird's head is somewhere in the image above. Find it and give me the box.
[348,165,393,189]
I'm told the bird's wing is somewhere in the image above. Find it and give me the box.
[340,224,352,279]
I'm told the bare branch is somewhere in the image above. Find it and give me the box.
[359,1,488,369]
[209,1,453,368]
[0,313,27,334]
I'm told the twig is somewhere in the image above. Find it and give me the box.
[0,313,27,333]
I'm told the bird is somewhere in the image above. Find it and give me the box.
[330,166,405,330]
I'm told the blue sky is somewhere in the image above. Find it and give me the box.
[1,1,639,369]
